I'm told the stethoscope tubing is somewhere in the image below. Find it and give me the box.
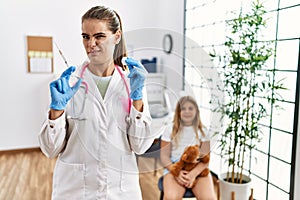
[80,63,89,94]
[115,65,132,114]
[73,63,131,117]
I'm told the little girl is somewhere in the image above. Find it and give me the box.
[160,96,216,200]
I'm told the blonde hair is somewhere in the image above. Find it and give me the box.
[171,96,206,146]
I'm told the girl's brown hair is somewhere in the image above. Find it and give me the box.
[171,96,206,146]
[82,6,127,70]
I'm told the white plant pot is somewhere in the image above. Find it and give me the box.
[219,172,252,200]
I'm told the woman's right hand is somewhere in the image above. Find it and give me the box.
[49,66,82,111]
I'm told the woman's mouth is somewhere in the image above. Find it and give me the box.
[88,49,101,56]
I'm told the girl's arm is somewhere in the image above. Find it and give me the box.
[189,154,210,177]
[160,140,173,171]
[183,141,211,187]
[160,140,190,187]
[191,141,211,175]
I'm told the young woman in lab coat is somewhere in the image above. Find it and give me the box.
[38,6,155,200]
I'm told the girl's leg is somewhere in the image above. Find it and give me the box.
[163,173,186,200]
[192,173,216,200]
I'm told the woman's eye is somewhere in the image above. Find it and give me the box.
[82,35,89,40]
[95,35,104,40]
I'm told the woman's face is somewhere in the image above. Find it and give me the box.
[180,101,197,126]
[81,19,121,65]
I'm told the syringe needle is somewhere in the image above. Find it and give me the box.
[54,41,69,68]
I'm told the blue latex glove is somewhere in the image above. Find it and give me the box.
[124,57,148,100]
[49,66,82,110]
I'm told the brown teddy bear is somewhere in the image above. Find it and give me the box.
[170,144,210,186]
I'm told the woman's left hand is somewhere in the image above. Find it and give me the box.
[124,57,148,100]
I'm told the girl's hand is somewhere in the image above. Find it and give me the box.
[182,171,197,188]
[175,170,189,186]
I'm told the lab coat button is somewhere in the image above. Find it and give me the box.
[125,116,131,123]
[49,122,55,128]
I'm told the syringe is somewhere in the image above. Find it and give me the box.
[54,41,69,68]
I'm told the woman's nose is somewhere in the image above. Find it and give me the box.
[88,38,97,47]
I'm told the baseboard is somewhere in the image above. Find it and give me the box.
[0,147,41,154]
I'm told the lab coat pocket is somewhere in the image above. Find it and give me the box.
[53,159,86,199]
[120,154,139,192]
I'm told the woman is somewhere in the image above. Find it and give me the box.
[38,6,154,200]
[160,96,216,200]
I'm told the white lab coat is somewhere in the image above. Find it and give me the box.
[38,64,156,200]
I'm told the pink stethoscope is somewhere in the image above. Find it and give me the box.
[74,62,131,117]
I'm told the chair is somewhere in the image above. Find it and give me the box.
[158,176,195,200]
[136,137,161,176]
[158,172,220,200]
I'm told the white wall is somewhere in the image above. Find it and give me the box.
[0,0,184,150]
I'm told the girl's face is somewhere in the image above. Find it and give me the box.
[180,101,197,126]
[81,19,121,65]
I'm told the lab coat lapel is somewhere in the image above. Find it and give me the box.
[104,66,129,131]
[77,65,104,104]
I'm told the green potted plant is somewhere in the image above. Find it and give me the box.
[210,0,285,199]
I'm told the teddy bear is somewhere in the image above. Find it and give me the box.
[169,144,210,186]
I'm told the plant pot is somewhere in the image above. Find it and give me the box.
[219,172,252,200]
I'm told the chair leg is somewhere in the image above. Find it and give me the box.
[160,191,164,200]
[212,173,220,200]
[249,188,254,200]
[216,179,220,200]
[154,157,157,176]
